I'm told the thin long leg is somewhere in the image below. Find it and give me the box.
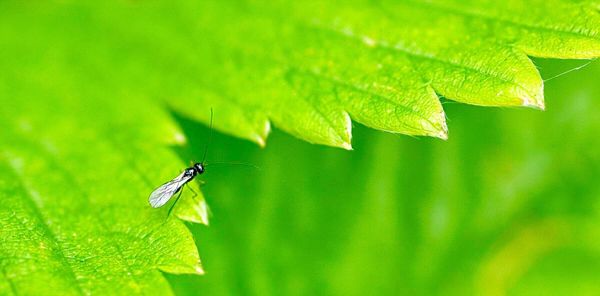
[167,188,184,217]
[188,184,198,199]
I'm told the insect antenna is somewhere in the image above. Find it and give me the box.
[167,188,184,217]
[201,108,214,165]
[544,58,596,82]
[198,108,260,171]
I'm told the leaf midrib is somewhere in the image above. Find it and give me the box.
[5,132,151,294]
[6,162,86,295]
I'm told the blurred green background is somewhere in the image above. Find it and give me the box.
[167,59,600,295]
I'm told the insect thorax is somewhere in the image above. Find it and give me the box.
[184,168,196,177]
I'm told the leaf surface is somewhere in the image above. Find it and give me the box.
[163,0,599,147]
[0,0,599,295]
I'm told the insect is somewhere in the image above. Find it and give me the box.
[148,162,205,215]
[148,109,213,216]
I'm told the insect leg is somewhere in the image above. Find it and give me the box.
[167,188,184,217]
[188,184,198,199]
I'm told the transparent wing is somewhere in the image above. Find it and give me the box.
[148,171,193,208]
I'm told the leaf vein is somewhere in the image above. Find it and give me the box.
[6,163,86,296]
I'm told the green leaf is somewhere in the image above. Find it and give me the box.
[4,1,597,150]
[168,0,600,148]
[0,0,598,295]
[1,4,209,294]
[60,0,600,149]
[0,80,208,294]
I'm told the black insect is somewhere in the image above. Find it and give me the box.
[148,162,205,214]
[148,109,213,216]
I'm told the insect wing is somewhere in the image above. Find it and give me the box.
[148,172,193,208]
